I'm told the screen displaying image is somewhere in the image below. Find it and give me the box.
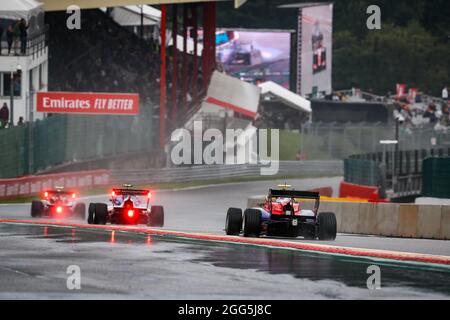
[298,4,333,97]
[215,30,292,89]
[311,20,327,74]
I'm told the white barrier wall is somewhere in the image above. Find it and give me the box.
[247,197,450,240]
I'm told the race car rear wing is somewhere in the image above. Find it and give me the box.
[269,189,320,215]
[44,190,75,195]
[112,189,150,196]
[269,189,320,199]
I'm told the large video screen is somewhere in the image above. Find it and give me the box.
[298,4,333,97]
[215,30,292,89]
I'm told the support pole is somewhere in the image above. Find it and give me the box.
[192,4,198,105]
[140,5,144,39]
[201,4,208,90]
[159,5,167,150]
[28,90,34,174]
[202,2,216,90]
[171,5,178,126]
[182,4,188,111]
[10,72,14,127]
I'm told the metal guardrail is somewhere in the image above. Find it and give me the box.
[0,25,48,57]
[110,161,343,185]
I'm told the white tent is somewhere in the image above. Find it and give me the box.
[258,81,312,113]
[0,0,43,21]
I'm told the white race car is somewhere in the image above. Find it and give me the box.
[88,185,164,226]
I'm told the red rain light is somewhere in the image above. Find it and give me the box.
[147,192,152,199]
[127,210,135,218]
[72,193,76,199]
[44,191,49,198]
[56,206,63,214]
[111,191,116,197]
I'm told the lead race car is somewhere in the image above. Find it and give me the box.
[225,185,337,240]
[88,185,164,227]
[30,188,86,220]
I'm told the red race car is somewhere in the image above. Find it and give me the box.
[225,185,337,240]
[30,188,85,220]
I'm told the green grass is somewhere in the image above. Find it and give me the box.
[278,129,367,161]
[279,130,332,160]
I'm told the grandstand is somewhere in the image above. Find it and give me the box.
[47,9,160,105]
[0,1,246,178]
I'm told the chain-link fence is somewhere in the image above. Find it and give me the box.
[344,147,450,198]
[298,122,450,160]
[0,105,155,179]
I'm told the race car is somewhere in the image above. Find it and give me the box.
[87,185,164,226]
[30,188,86,220]
[225,185,337,240]
[228,42,258,66]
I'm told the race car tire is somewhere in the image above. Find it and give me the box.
[74,203,86,221]
[318,212,337,241]
[149,206,164,227]
[225,208,243,236]
[31,201,44,218]
[94,203,108,225]
[243,209,261,238]
[87,203,96,224]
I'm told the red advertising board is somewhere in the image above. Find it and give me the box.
[36,92,139,115]
[0,170,110,199]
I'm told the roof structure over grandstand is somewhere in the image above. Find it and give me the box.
[41,0,244,11]
[105,5,161,26]
[278,2,333,9]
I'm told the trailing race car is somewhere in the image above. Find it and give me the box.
[30,188,85,220]
[88,185,164,227]
[225,186,337,240]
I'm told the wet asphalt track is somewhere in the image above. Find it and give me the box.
[1,177,449,256]
[1,177,450,299]
[0,223,449,299]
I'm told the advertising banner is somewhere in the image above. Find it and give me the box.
[408,88,418,103]
[36,92,139,115]
[0,170,110,199]
[396,84,407,98]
